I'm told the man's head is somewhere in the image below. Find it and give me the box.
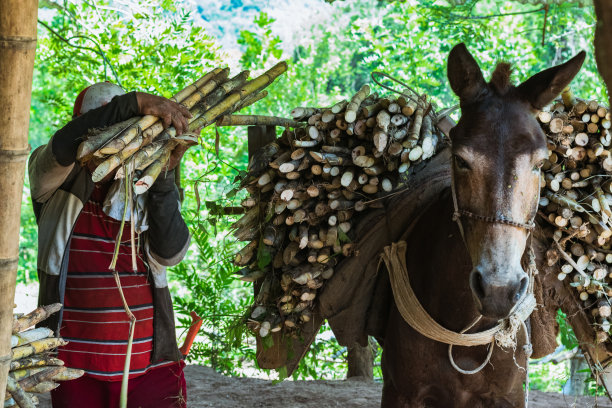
[73,82,125,118]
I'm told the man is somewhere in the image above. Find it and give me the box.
[29,82,193,407]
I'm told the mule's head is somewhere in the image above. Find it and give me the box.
[447,44,585,319]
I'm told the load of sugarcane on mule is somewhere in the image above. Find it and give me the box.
[229,43,612,407]
[21,63,287,408]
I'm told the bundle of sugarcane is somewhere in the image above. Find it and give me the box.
[228,84,445,338]
[76,61,287,194]
[536,88,612,344]
[6,304,83,407]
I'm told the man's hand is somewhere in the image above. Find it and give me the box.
[135,92,192,135]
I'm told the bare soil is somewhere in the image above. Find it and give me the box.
[34,364,612,407]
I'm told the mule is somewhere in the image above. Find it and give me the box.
[379,44,585,407]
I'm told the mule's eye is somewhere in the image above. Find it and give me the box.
[454,155,470,170]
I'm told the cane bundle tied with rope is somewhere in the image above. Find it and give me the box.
[231,71,450,340]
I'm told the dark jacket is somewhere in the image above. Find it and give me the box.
[28,92,190,363]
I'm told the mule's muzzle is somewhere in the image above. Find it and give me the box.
[469,266,529,319]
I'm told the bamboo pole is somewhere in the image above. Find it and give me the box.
[0,1,37,402]
[216,115,300,128]
[188,62,288,131]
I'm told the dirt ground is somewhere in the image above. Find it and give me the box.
[34,364,612,407]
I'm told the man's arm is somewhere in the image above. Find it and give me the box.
[29,92,140,203]
[146,169,190,266]
[29,92,191,204]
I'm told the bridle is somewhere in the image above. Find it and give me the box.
[448,153,541,407]
[450,154,539,239]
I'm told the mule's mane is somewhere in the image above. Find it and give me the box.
[489,62,512,95]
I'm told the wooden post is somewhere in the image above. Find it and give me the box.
[247,125,276,160]
[0,0,38,401]
[563,352,590,396]
[346,340,374,380]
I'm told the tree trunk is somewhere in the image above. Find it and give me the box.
[594,0,612,108]
[0,0,38,401]
[346,340,374,380]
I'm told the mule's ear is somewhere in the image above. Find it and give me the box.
[517,51,586,110]
[447,43,487,103]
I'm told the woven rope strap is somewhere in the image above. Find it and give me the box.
[380,241,536,348]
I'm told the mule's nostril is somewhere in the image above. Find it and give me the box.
[514,276,529,302]
[470,270,486,300]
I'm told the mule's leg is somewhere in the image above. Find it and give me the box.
[381,380,406,408]
[380,348,406,408]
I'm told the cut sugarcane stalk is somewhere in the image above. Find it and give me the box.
[5,376,34,408]
[76,117,140,162]
[132,145,173,195]
[22,381,59,394]
[10,355,63,372]
[142,69,268,143]
[179,68,231,110]
[406,106,424,148]
[345,85,370,123]
[16,366,64,394]
[189,61,288,131]
[234,90,268,112]
[11,328,53,348]
[50,367,84,382]
[199,70,251,111]
[115,140,166,179]
[171,67,223,103]
[12,304,61,334]
[98,69,227,156]
[10,367,50,382]
[216,115,300,128]
[11,338,68,361]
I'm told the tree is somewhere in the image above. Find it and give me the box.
[0,0,38,401]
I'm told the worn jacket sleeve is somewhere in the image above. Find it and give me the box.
[29,92,140,203]
[146,169,190,266]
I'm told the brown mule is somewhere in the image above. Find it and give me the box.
[379,44,585,407]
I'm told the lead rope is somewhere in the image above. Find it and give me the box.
[447,315,495,374]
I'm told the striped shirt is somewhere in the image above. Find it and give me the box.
[58,183,171,381]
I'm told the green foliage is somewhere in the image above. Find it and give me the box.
[557,309,579,350]
[170,134,254,375]
[529,360,570,392]
[237,12,283,70]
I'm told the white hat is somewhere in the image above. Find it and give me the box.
[73,82,125,117]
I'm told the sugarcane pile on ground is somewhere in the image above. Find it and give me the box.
[231,84,445,338]
[6,304,83,408]
[76,62,287,193]
[538,88,612,345]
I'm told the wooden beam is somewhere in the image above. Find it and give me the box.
[247,125,276,161]
[0,0,38,401]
